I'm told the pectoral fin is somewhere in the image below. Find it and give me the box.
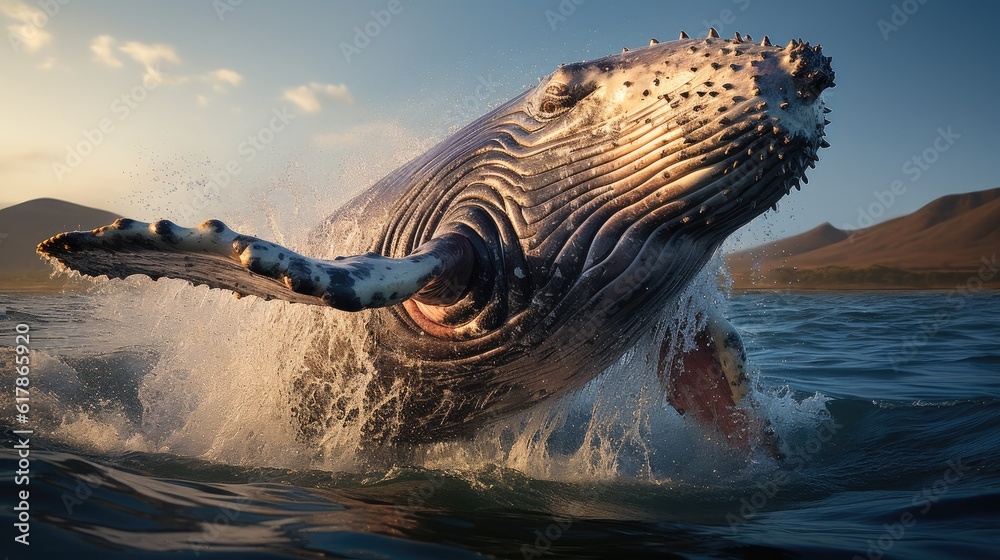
[37,218,474,311]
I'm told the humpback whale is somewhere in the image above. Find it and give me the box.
[39,31,835,447]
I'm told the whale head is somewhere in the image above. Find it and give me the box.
[511,33,835,244]
[389,32,836,347]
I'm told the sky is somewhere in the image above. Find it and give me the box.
[1,0,997,249]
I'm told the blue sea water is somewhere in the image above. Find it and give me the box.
[1,287,998,559]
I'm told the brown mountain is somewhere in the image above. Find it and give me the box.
[0,198,120,291]
[727,222,850,272]
[727,188,1000,289]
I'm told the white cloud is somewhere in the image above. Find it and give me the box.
[204,68,242,93]
[282,82,353,113]
[118,41,181,84]
[119,40,181,68]
[196,94,208,107]
[89,36,244,98]
[1,0,53,53]
[88,35,182,82]
[90,35,121,67]
[37,56,56,70]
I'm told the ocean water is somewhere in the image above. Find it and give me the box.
[1,283,998,559]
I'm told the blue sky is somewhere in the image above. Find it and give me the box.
[1,0,996,248]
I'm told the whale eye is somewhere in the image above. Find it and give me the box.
[534,82,574,119]
[530,66,599,122]
[541,99,562,113]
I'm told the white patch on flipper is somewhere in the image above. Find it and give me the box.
[38,218,466,312]
[704,307,750,404]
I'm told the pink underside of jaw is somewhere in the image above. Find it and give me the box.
[660,327,777,454]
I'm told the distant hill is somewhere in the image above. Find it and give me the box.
[0,198,120,291]
[727,222,849,272]
[727,188,1000,289]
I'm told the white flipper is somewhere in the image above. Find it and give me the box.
[37,218,474,311]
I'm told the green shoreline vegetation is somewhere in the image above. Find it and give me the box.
[730,266,998,291]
